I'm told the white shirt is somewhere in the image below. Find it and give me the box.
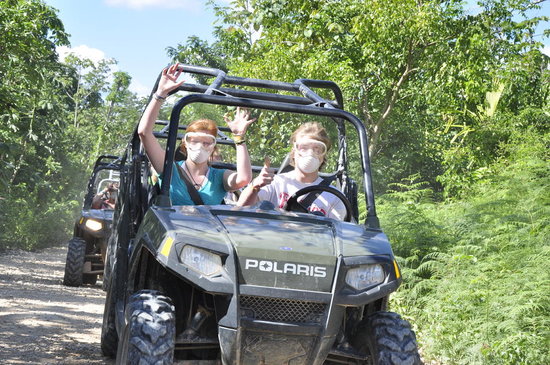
[257,172,347,220]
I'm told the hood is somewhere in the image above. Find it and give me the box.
[215,210,337,292]
[156,205,394,292]
[82,208,114,223]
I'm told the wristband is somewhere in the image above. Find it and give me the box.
[153,93,167,102]
[233,134,246,145]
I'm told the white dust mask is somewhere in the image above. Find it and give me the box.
[187,147,211,164]
[295,154,322,173]
[184,131,216,164]
[294,137,325,173]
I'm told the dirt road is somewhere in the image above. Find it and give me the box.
[0,245,113,365]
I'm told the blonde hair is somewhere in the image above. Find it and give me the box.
[179,119,220,162]
[289,122,332,169]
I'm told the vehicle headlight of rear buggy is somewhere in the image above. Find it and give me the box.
[85,219,102,231]
[180,245,222,276]
[345,264,385,290]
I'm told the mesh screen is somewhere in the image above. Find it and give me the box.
[240,295,326,324]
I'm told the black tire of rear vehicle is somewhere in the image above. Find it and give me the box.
[63,238,86,287]
[100,269,119,358]
[116,290,176,365]
[350,311,422,365]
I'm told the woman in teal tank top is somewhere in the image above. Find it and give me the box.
[138,63,256,205]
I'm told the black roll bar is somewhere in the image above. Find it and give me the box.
[146,64,379,228]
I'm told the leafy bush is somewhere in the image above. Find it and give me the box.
[382,129,549,364]
[0,185,80,251]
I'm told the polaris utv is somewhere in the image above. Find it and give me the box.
[63,155,121,288]
[101,64,422,364]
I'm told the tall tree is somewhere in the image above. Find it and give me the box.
[0,0,69,191]
[172,0,548,194]
[0,1,144,250]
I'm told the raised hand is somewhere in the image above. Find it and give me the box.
[224,107,256,136]
[252,156,275,189]
[157,63,184,97]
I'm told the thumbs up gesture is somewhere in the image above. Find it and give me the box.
[252,156,275,190]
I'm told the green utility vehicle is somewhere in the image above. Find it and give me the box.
[63,155,121,288]
[101,65,421,364]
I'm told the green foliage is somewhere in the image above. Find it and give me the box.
[0,0,69,107]
[0,0,144,250]
[377,174,448,259]
[167,35,229,84]
[385,129,550,364]
[438,107,550,198]
[176,0,547,198]
[0,185,81,250]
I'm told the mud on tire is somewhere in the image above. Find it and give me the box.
[63,238,86,287]
[351,311,422,365]
[117,290,176,364]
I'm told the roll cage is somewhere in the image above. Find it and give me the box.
[83,155,122,209]
[134,64,379,228]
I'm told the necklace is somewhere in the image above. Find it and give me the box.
[184,163,207,190]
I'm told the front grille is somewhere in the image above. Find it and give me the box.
[240,295,326,324]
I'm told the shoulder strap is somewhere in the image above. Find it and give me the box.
[300,176,336,210]
[175,163,205,205]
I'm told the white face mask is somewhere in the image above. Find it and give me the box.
[184,131,216,164]
[295,154,322,173]
[187,147,211,164]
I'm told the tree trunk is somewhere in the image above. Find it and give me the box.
[366,40,418,158]
[9,107,36,192]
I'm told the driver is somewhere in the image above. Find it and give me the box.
[92,182,118,209]
[237,122,346,220]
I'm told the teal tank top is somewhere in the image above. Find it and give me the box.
[159,161,227,205]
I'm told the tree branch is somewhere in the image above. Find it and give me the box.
[368,39,419,157]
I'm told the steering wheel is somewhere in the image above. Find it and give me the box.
[283,185,353,222]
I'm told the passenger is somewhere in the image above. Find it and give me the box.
[92,182,118,209]
[237,122,346,220]
[137,63,255,205]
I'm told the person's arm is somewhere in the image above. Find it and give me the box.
[223,107,256,191]
[137,64,184,174]
[237,158,274,206]
[237,185,260,206]
[91,194,103,209]
[224,143,252,191]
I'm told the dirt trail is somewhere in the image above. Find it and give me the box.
[0,245,113,365]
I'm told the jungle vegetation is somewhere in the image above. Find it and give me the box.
[1,0,548,364]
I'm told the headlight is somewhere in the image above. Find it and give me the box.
[180,245,222,276]
[85,219,102,231]
[345,264,385,290]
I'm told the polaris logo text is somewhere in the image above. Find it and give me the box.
[245,259,327,278]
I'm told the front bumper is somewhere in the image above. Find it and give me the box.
[162,250,400,365]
